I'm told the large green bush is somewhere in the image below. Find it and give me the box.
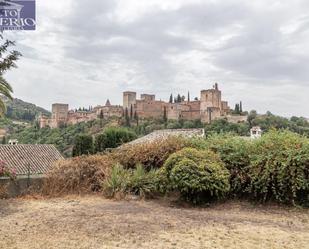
[163,148,230,204]
[248,130,309,205]
[202,134,252,195]
[95,127,137,152]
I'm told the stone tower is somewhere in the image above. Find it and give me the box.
[50,103,69,128]
[123,91,136,110]
[200,83,222,123]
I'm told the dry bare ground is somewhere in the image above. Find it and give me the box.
[0,196,309,249]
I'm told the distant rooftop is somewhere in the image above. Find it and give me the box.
[125,129,205,146]
[0,145,63,175]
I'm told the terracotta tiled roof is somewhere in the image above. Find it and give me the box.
[0,145,63,175]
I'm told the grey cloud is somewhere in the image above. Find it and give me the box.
[5,0,309,117]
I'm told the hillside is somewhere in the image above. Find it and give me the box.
[2,97,50,122]
[0,97,51,143]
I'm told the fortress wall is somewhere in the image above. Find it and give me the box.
[136,100,166,118]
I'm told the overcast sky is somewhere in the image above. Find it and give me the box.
[4,0,309,117]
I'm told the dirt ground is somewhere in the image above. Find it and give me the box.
[0,196,309,249]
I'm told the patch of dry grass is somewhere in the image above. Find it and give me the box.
[0,197,308,249]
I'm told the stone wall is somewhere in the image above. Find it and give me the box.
[0,175,44,198]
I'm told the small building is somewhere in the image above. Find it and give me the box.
[0,144,63,176]
[8,139,18,145]
[250,126,262,139]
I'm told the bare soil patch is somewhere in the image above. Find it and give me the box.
[0,196,309,249]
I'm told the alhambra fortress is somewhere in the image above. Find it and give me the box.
[39,83,247,129]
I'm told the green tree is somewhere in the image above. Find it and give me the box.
[177,94,181,103]
[72,134,94,157]
[1,136,6,144]
[234,104,240,114]
[247,110,257,126]
[239,101,243,113]
[187,92,190,102]
[95,127,137,152]
[0,37,22,116]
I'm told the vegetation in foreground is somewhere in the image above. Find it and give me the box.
[42,130,309,207]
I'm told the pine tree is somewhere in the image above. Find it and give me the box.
[169,94,173,103]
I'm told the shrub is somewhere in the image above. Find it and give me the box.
[201,134,252,195]
[72,134,94,157]
[126,164,158,197]
[95,127,137,152]
[0,160,16,179]
[43,155,113,196]
[103,164,129,198]
[103,164,159,198]
[248,130,309,205]
[163,148,230,204]
[111,136,188,170]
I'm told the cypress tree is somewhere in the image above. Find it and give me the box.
[239,101,243,113]
[130,104,133,119]
[234,104,240,114]
[187,92,190,102]
[163,106,167,123]
[134,110,139,126]
[169,94,173,103]
[125,108,130,127]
